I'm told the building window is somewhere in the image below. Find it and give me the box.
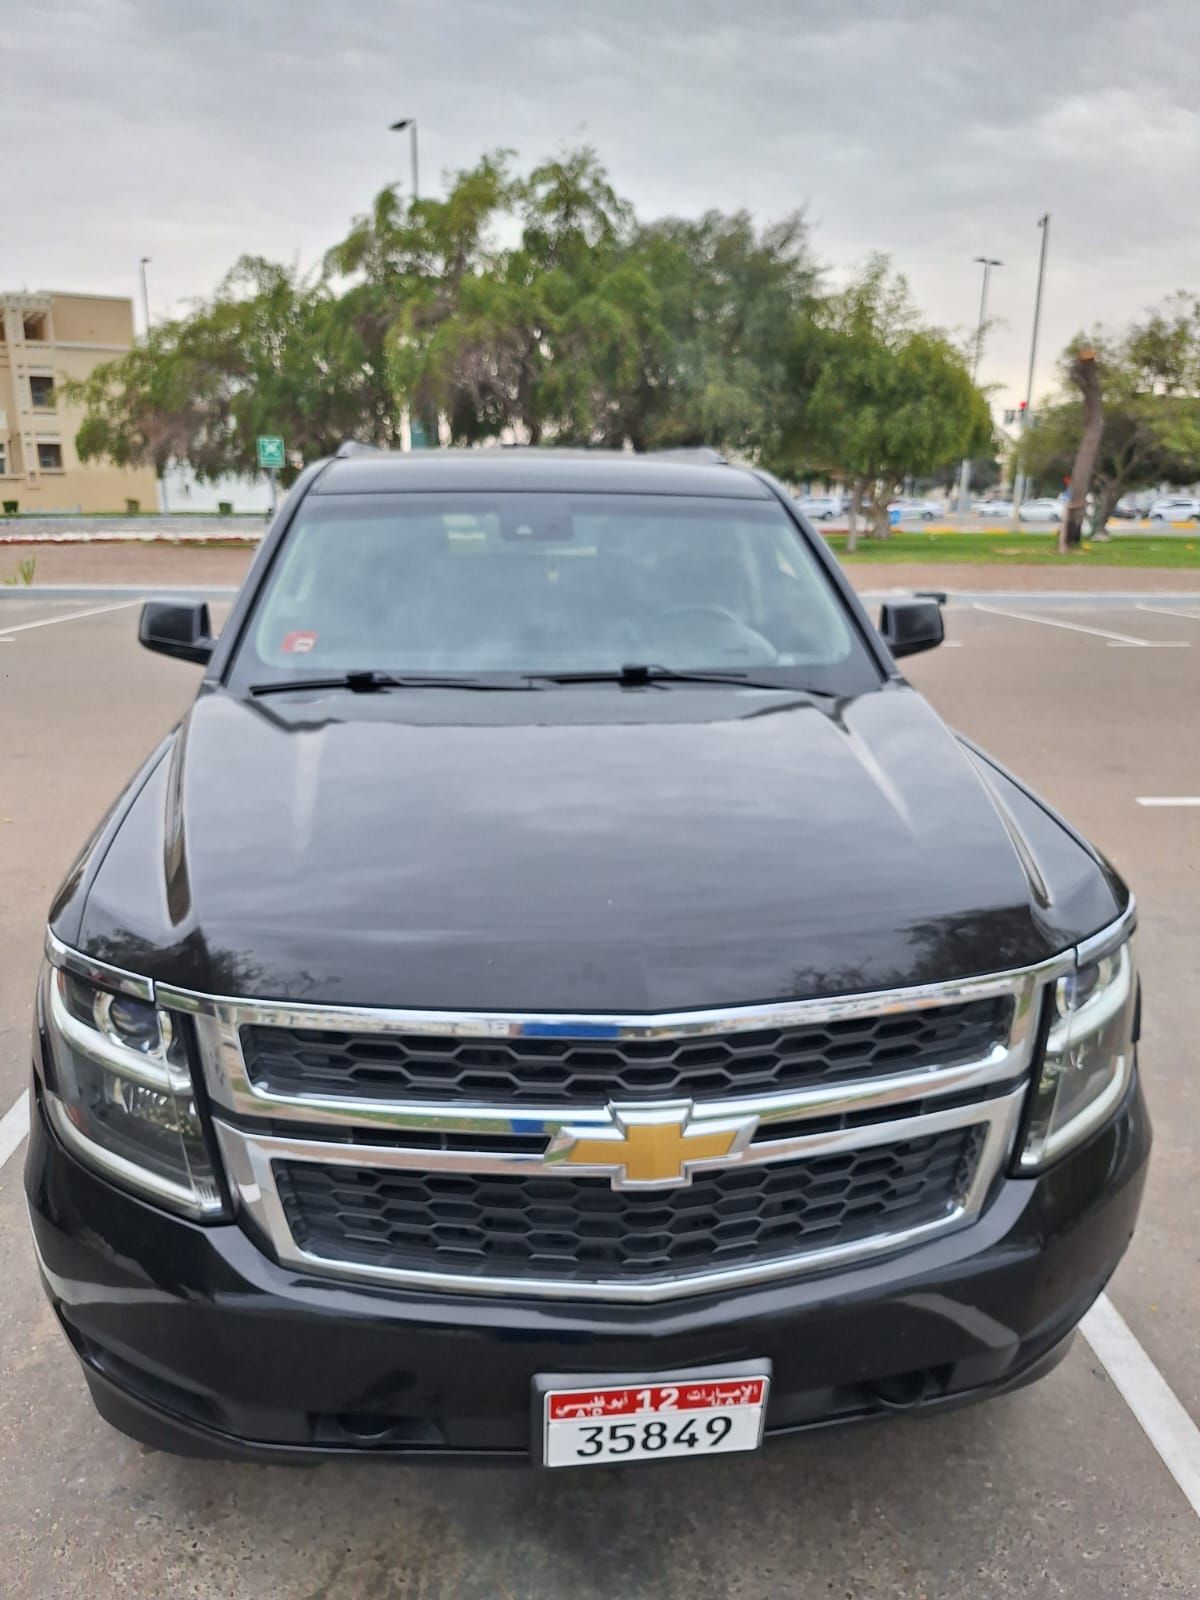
[23,313,49,342]
[0,444,7,475]
[37,442,63,470]
[30,375,56,409]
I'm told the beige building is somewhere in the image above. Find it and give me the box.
[0,290,158,513]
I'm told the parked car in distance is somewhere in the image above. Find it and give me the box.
[972,497,1014,518]
[26,446,1149,1469]
[1111,498,1141,520]
[1018,498,1063,524]
[1147,496,1200,523]
[794,494,845,521]
[888,498,943,522]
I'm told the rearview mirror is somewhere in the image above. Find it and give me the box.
[878,598,944,659]
[139,601,215,664]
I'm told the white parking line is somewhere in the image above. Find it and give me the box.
[0,1089,30,1170]
[0,599,139,638]
[1136,796,1200,807]
[1082,1294,1200,1517]
[971,602,1188,648]
[1135,603,1200,623]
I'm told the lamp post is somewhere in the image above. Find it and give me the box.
[138,257,166,510]
[389,117,419,203]
[957,256,1002,515]
[1011,215,1051,521]
[139,257,151,336]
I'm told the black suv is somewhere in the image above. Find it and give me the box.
[26,449,1148,1468]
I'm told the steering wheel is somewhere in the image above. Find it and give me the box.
[655,604,778,659]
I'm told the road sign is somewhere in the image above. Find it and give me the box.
[257,436,285,470]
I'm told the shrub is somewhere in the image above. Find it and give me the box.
[3,556,36,585]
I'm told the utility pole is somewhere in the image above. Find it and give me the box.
[957,256,1002,515]
[1011,214,1050,521]
[138,257,166,511]
[389,118,419,203]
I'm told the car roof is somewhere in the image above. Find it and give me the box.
[311,448,773,501]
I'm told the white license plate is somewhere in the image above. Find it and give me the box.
[541,1370,770,1469]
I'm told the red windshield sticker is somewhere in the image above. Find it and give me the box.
[281,630,318,654]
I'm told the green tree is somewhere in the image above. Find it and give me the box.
[1023,296,1200,536]
[67,259,396,482]
[327,154,515,442]
[778,257,992,546]
[377,148,666,448]
[631,210,819,456]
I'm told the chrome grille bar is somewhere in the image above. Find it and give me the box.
[213,1087,1025,1304]
[166,958,1057,1137]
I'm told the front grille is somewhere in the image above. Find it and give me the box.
[242,998,1010,1106]
[273,1125,985,1285]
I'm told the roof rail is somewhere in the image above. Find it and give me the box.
[334,440,384,459]
[643,447,727,465]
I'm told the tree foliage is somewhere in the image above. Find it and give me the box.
[777,257,992,541]
[66,148,986,492]
[69,259,399,482]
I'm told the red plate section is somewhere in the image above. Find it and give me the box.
[546,1378,767,1421]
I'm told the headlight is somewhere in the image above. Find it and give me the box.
[39,961,224,1218]
[1020,937,1137,1169]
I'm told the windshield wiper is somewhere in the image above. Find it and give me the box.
[249,670,538,697]
[526,664,829,692]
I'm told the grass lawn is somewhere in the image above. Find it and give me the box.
[825,530,1200,567]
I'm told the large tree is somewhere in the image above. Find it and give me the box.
[65,149,987,489]
[777,257,992,546]
[1023,296,1200,537]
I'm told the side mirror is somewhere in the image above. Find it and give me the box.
[139,601,215,665]
[879,598,944,659]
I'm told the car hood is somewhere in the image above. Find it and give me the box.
[63,684,1124,1011]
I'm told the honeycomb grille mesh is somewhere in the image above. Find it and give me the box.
[242,998,1010,1107]
[274,1125,985,1284]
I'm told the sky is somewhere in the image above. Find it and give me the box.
[4,0,1199,414]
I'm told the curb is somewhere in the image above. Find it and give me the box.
[4,585,1199,608]
[0,585,240,602]
[857,589,1200,608]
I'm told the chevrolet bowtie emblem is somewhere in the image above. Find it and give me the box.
[546,1104,758,1190]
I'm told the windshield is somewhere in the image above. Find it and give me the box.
[228,491,879,694]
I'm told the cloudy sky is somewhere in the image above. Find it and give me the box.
[5,0,1199,411]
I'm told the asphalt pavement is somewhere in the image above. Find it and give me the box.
[1,594,1198,1598]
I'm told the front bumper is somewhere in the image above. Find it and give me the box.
[25,1077,1150,1463]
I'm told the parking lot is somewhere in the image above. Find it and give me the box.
[1,591,1199,1598]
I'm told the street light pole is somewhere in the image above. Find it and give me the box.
[139,257,151,336]
[389,118,419,203]
[957,255,1002,514]
[137,256,166,510]
[1011,214,1050,520]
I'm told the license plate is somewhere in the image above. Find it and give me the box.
[538,1364,770,1469]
